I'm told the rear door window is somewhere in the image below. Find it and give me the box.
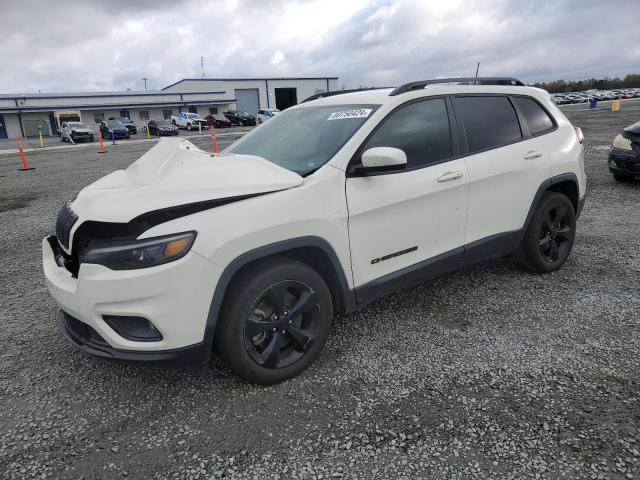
[512,97,555,135]
[453,96,522,153]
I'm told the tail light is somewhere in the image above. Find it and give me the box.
[575,127,584,144]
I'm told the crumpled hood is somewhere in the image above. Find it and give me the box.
[71,127,93,133]
[70,137,303,223]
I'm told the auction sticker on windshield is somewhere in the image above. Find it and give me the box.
[327,109,373,121]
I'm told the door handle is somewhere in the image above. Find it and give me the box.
[523,150,543,160]
[437,171,463,182]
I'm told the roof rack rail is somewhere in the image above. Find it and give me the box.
[301,87,387,103]
[389,77,525,96]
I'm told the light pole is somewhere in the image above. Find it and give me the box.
[142,78,148,91]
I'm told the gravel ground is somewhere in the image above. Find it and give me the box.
[0,104,639,479]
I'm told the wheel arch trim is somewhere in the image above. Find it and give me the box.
[524,172,582,230]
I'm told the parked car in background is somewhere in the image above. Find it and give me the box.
[224,110,256,126]
[257,109,280,124]
[99,120,130,140]
[147,119,179,136]
[553,95,572,105]
[60,122,94,142]
[609,121,640,182]
[204,114,232,128]
[171,112,208,130]
[107,117,137,134]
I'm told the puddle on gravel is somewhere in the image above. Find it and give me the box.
[0,194,38,213]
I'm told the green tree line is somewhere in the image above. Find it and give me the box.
[532,74,640,93]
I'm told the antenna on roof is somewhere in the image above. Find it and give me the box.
[201,56,205,79]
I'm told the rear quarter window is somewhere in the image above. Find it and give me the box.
[453,96,522,153]
[512,97,555,135]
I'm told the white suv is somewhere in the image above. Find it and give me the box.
[43,77,586,384]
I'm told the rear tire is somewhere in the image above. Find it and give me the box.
[215,258,333,384]
[516,192,576,273]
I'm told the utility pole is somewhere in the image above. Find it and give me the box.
[475,62,480,78]
[142,78,148,91]
[201,56,205,78]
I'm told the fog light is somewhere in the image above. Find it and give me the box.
[103,315,163,342]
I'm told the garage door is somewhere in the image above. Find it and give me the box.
[24,117,51,137]
[235,89,260,116]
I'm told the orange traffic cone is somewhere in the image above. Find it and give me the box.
[210,123,219,154]
[98,130,107,153]
[16,137,35,171]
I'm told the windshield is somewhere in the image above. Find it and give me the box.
[226,104,379,176]
[155,120,171,126]
[240,111,251,116]
[107,121,125,128]
[68,122,87,128]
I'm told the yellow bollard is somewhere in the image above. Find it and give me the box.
[146,126,151,140]
[39,130,44,148]
[612,100,620,112]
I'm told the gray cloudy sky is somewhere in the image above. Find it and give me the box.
[1,0,638,93]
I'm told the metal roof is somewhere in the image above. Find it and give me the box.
[0,90,226,100]
[0,98,237,113]
[161,76,339,90]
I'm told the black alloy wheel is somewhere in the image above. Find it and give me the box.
[516,191,576,272]
[215,258,333,384]
[538,203,572,263]
[244,281,321,369]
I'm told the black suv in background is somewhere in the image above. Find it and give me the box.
[609,121,640,181]
[224,110,256,126]
[107,117,137,134]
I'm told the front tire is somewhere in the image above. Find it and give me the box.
[516,192,576,273]
[215,258,333,384]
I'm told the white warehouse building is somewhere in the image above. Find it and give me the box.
[0,76,339,140]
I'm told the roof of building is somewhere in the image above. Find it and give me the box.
[161,76,339,90]
[0,76,339,99]
[0,90,225,100]
[0,99,236,113]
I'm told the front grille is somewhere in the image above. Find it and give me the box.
[55,202,79,249]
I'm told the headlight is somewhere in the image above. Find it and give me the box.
[81,232,196,270]
[613,134,632,151]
